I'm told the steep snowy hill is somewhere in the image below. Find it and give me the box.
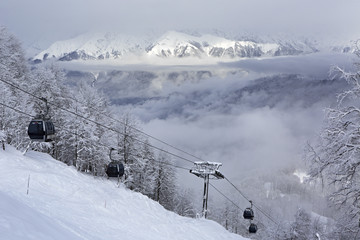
[33,31,320,63]
[0,145,248,240]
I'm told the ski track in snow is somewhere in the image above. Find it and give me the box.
[0,145,248,240]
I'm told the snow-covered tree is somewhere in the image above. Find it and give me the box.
[27,64,72,155]
[306,44,360,238]
[0,85,18,148]
[153,152,177,211]
[28,64,70,116]
[68,81,111,175]
[133,139,157,197]
[0,26,28,84]
[218,201,245,235]
[0,129,5,150]
[290,208,311,240]
[115,112,142,189]
[25,64,112,174]
[173,188,196,217]
[0,26,30,149]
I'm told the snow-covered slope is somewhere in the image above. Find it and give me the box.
[0,191,84,240]
[0,146,248,240]
[33,31,319,63]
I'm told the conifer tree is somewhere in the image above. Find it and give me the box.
[134,139,157,197]
[0,26,30,149]
[69,81,110,174]
[28,64,72,155]
[153,152,177,211]
[173,188,196,217]
[115,112,141,189]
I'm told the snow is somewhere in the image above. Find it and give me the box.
[293,170,309,183]
[151,31,238,50]
[259,43,280,54]
[0,145,248,240]
[0,191,84,240]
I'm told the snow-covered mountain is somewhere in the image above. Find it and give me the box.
[146,31,281,58]
[33,32,149,62]
[33,31,320,63]
[0,145,248,240]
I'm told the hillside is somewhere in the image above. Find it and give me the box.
[0,145,248,240]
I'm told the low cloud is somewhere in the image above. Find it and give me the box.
[117,53,353,193]
[142,103,325,179]
[222,52,357,78]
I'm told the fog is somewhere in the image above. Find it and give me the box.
[132,75,326,210]
[58,52,354,184]
[143,107,320,172]
[84,52,351,192]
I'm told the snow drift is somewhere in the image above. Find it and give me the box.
[0,145,248,240]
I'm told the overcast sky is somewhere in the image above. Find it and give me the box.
[1,0,360,48]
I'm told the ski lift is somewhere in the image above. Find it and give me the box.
[106,161,124,178]
[28,118,55,142]
[28,98,55,142]
[249,223,258,233]
[243,201,254,220]
[243,208,255,220]
[106,148,124,178]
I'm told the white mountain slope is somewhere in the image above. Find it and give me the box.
[33,31,319,63]
[0,145,248,240]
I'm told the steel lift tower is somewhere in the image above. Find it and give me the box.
[190,161,224,218]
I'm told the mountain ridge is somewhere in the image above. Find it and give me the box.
[33,31,327,63]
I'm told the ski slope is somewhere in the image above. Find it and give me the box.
[0,145,248,240]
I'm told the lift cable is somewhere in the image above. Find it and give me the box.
[2,98,279,231]
[1,75,204,163]
[0,78,281,226]
[209,183,261,229]
[0,101,193,173]
[209,182,244,212]
[67,94,206,163]
[0,78,195,164]
[224,176,251,202]
[0,101,34,118]
[224,176,280,226]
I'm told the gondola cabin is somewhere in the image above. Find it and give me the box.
[106,161,124,178]
[28,119,55,142]
[249,223,258,233]
[243,208,255,220]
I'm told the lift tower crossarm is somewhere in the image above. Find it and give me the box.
[190,161,224,179]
